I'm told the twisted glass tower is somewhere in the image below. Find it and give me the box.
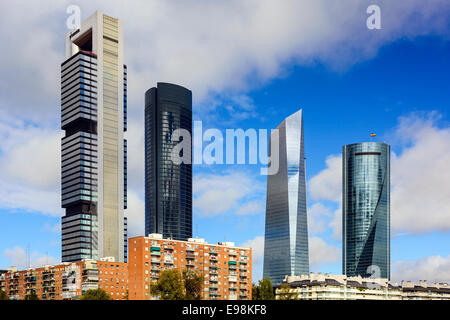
[342,142,390,279]
[145,83,192,241]
[263,109,309,285]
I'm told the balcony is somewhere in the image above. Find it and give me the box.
[228,261,237,266]
[209,256,218,261]
[186,253,195,260]
[186,246,195,252]
[151,251,161,256]
[228,277,238,282]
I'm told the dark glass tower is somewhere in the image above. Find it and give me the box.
[342,142,390,279]
[263,109,309,285]
[145,83,192,241]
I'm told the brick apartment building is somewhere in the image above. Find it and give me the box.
[128,234,252,300]
[0,258,128,300]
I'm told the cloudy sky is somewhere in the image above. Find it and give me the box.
[1,0,450,283]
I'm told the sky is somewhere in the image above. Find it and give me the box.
[0,1,450,284]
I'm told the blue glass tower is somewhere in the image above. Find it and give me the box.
[263,109,309,285]
[342,142,390,279]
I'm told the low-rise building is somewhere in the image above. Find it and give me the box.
[277,273,450,300]
[0,258,128,300]
[128,234,252,300]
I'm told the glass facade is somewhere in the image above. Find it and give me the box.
[145,83,192,241]
[342,142,390,279]
[263,109,309,285]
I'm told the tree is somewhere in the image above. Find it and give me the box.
[25,291,39,300]
[277,284,298,300]
[252,283,260,300]
[183,270,203,300]
[150,269,184,300]
[80,288,111,300]
[258,278,275,300]
[123,290,129,300]
[0,289,8,300]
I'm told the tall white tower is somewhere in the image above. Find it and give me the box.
[61,11,127,262]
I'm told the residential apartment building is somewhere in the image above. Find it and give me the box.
[128,234,252,300]
[277,273,450,300]
[61,11,127,263]
[0,259,127,300]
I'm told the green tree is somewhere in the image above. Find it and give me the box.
[150,269,184,300]
[123,289,129,300]
[258,278,275,300]
[80,288,111,300]
[0,289,8,300]
[277,284,298,300]
[183,270,203,300]
[252,283,260,300]
[24,291,39,300]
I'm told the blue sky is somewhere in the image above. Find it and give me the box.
[0,1,449,283]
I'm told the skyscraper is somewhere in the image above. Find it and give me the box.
[342,142,390,279]
[263,109,309,285]
[61,11,127,263]
[145,83,192,241]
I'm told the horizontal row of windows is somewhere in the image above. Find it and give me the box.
[62,213,96,223]
[62,131,97,147]
[61,52,97,71]
[62,195,98,206]
[62,230,95,241]
[61,71,97,93]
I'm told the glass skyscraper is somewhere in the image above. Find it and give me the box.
[145,83,192,241]
[263,109,309,285]
[342,142,390,279]
[61,11,127,262]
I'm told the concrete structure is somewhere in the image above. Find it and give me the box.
[0,258,128,300]
[145,83,193,241]
[342,142,390,279]
[61,11,127,263]
[128,234,252,300]
[277,273,450,300]
[263,109,309,285]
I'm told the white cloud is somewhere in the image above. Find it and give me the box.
[240,236,264,282]
[125,190,145,237]
[391,113,450,233]
[3,246,58,269]
[1,1,450,120]
[392,255,450,283]
[308,155,342,202]
[194,171,264,217]
[235,201,264,216]
[0,118,62,215]
[309,237,340,270]
[307,203,332,235]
